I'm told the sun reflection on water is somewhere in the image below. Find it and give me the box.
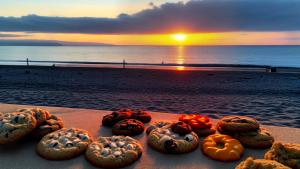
[176,46,185,70]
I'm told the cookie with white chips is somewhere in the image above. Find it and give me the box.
[0,112,37,144]
[146,121,172,135]
[148,125,199,154]
[18,108,51,126]
[85,135,143,168]
[37,128,92,160]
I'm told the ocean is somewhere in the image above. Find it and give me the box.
[0,45,300,67]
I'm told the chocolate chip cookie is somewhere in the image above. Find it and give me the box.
[130,110,152,123]
[218,116,260,133]
[0,112,37,144]
[37,128,92,160]
[102,109,133,127]
[234,128,274,149]
[146,121,172,135]
[18,108,51,126]
[112,119,145,136]
[85,136,143,168]
[148,126,199,154]
[31,114,64,139]
[171,121,192,135]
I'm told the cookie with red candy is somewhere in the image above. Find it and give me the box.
[179,114,215,137]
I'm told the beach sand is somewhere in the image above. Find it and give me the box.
[0,65,299,128]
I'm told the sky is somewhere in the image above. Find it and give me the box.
[0,0,300,45]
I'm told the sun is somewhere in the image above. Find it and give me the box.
[172,33,187,42]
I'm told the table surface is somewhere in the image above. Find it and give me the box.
[0,103,299,169]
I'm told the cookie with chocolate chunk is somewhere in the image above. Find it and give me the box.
[131,110,152,123]
[148,126,199,154]
[0,112,37,144]
[146,121,172,135]
[218,116,259,133]
[18,108,51,126]
[171,121,192,135]
[102,109,133,127]
[85,136,143,168]
[112,119,145,136]
[36,128,92,160]
[31,114,64,139]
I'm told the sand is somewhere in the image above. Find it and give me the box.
[0,103,299,169]
[0,65,300,128]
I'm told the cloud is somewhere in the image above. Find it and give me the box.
[0,33,27,37]
[0,0,300,34]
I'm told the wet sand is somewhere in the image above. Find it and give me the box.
[0,65,299,128]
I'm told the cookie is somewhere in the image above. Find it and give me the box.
[102,109,133,127]
[171,121,192,135]
[202,134,244,162]
[37,128,92,160]
[148,126,199,154]
[146,121,172,135]
[112,119,144,136]
[0,112,37,144]
[193,127,216,137]
[264,142,300,169]
[236,157,291,169]
[85,136,143,168]
[218,116,259,133]
[179,114,212,130]
[130,110,152,123]
[179,114,215,137]
[18,108,51,126]
[31,114,64,139]
[234,128,274,149]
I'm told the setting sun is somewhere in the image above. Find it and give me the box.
[172,33,187,42]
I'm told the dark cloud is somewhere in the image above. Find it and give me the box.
[0,0,300,34]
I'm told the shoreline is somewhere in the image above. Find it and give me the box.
[0,65,299,128]
[1,64,300,73]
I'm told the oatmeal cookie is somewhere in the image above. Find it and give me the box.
[236,157,291,169]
